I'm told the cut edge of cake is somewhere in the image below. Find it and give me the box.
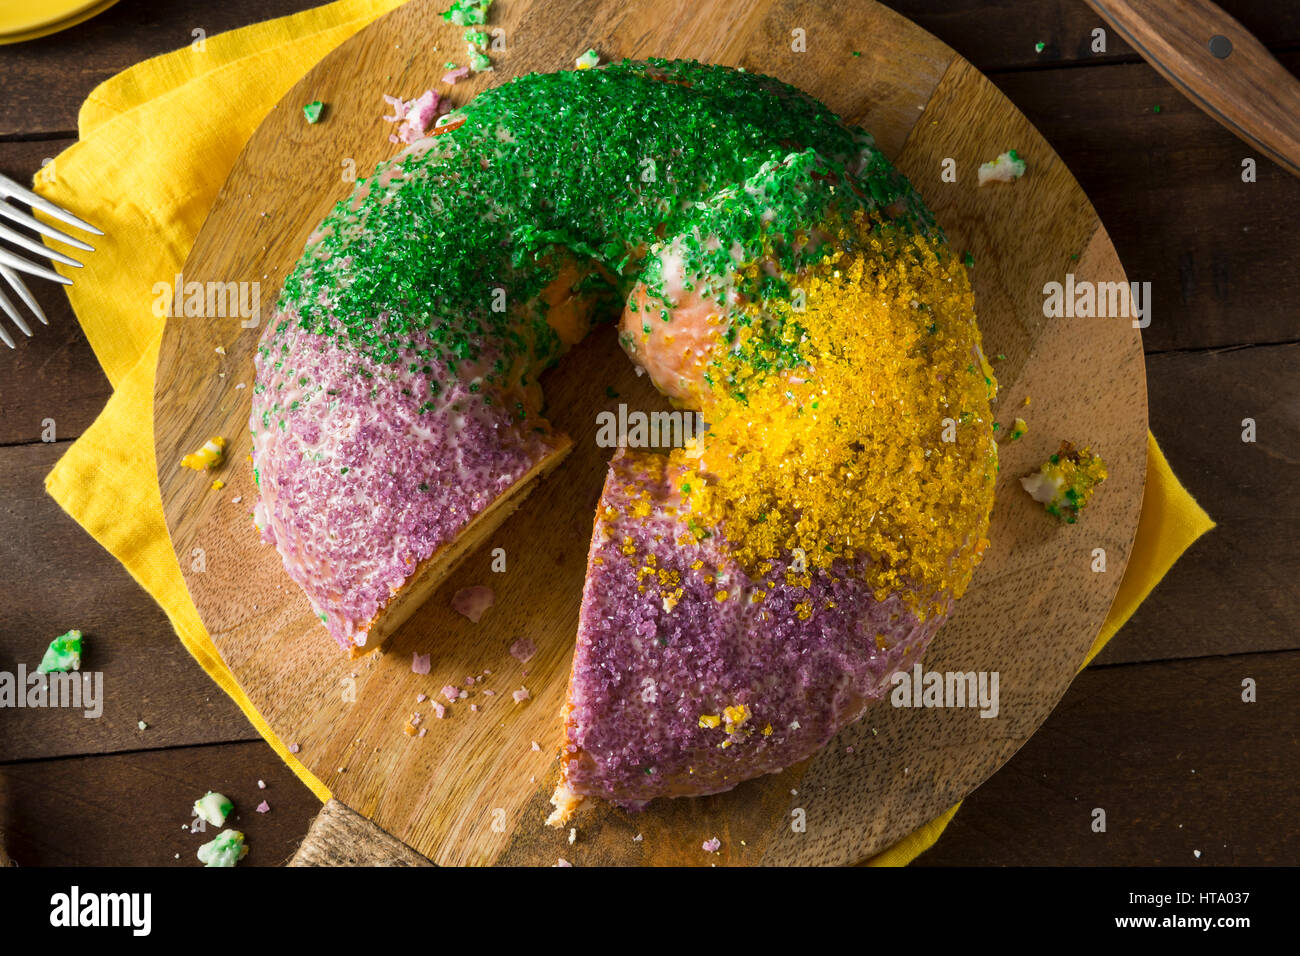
[348,435,574,658]
[545,449,632,826]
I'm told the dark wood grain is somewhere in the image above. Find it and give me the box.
[1095,342,1300,665]
[885,0,1300,72]
[993,53,1300,353]
[916,650,1300,865]
[0,741,319,866]
[0,443,260,762]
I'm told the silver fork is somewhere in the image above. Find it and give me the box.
[0,171,103,349]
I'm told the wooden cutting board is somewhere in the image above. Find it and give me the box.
[154,0,1148,866]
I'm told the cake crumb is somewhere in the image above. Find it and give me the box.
[37,630,83,674]
[197,829,248,867]
[978,149,1027,186]
[193,792,233,827]
[181,436,226,471]
[451,585,494,622]
[1021,441,1107,523]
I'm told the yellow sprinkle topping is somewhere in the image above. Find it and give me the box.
[698,714,721,729]
[723,704,750,730]
[675,214,998,617]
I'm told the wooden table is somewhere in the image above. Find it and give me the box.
[1,0,1296,867]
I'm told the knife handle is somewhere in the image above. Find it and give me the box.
[1083,0,1300,177]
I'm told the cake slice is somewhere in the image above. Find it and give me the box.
[548,449,947,823]
[251,307,574,656]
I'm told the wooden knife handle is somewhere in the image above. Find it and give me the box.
[1084,0,1300,177]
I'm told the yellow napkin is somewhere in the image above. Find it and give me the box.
[36,0,1214,865]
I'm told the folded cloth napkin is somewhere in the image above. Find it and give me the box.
[35,0,1214,865]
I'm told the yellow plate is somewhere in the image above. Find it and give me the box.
[0,0,119,44]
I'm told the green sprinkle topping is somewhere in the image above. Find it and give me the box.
[272,61,936,418]
[302,101,325,124]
